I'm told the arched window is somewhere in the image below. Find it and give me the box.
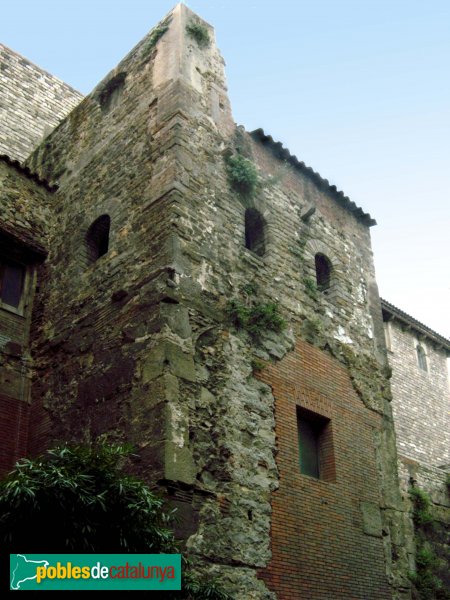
[416,345,427,372]
[315,253,332,291]
[86,215,110,264]
[245,208,266,257]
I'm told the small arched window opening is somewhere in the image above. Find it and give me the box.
[86,215,110,264]
[245,208,266,257]
[416,345,427,372]
[315,253,332,291]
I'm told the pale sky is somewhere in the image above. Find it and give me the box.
[2,0,449,338]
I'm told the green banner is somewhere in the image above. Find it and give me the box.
[10,553,181,591]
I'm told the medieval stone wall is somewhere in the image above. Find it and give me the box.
[174,121,409,596]
[0,44,83,163]
[2,5,414,598]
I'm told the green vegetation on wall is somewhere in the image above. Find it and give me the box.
[186,21,210,47]
[303,276,319,301]
[0,443,231,599]
[226,286,286,340]
[225,154,259,197]
[409,486,450,599]
[142,24,169,58]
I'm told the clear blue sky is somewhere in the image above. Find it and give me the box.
[2,0,449,338]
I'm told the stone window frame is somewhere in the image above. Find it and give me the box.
[76,200,120,272]
[85,214,111,265]
[239,195,273,261]
[303,239,341,300]
[314,252,332,291]
[244,207,267,257]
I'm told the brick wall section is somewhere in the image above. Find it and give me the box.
[386,321,450,466]
[0,393,29,474]
[257,340,391,599]
[0,44,83,162]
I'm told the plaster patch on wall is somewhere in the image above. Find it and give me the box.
[334,326,353,345]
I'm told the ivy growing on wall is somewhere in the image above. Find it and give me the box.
[408,485,450,599]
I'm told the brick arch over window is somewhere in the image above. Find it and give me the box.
[85,214,110,264]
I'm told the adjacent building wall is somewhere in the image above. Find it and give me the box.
[382,303,450,598]
[0,44,83,163]
[384,316,450,467]
[0,157,53,473]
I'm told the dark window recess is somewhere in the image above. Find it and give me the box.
[86,215,111,264]
[315,253,332,291]
[416,345,427,372]
[298,418,320,478]
[98,72,127,113]
[245,208,266,256]
[297,406,335,481]
[0,261,25,308]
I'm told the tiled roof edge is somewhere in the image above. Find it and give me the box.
[0,155,58,192]
[250,128,376,227]
[381,298,450,353]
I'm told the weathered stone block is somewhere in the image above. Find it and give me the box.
[360,501,383,537]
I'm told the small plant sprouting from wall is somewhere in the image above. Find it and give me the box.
[303,276,319,301]
[408,485,450,599]
[226,286,286,341]
[186,21,210,47]
[290,236,308,260]
[142,25,169,58]
[225,154,259,197]
[410,487,434,527]
[301,316,324,345]
[251,358,266,372]
[241,282,258,297]
[149,25,169,47]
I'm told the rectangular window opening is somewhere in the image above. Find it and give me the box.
[0,260,26,312]
[297,406,336,482]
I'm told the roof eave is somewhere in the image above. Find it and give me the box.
[250,128,376,227]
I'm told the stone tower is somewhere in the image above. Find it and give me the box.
[1,5,413,598]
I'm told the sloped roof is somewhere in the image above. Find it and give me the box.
[0,155,58,192]
[381,298,450,354]
[251,128,376,227]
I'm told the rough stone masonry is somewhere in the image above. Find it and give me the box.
[3,3,448,598]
